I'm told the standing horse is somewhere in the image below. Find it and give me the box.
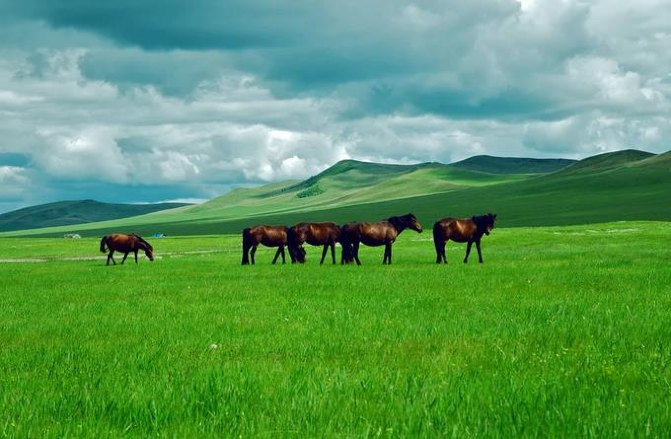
[341,213,423,265]
[100,233,154,265]
[242,225,303,265]
[433,213,497,264]
[287,222,341,264]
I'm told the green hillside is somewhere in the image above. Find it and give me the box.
[556,149,654,175]
[451,155,576,174]
[2,149,669,237]
[0,200,190,233]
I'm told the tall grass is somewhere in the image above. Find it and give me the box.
[1,221,670,436]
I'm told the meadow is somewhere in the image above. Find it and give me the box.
[1,221,671,437]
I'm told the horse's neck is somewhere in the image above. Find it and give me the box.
[388,219,406,234]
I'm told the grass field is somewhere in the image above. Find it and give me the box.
[1,221,670,436]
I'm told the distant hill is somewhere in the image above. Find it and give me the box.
[0,200,190,233]
[557,149,654,175]
[3,149,669,237]
[450,155,576,174]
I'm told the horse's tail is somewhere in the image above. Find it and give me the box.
[241,228,252,265]
[100,236,108,253]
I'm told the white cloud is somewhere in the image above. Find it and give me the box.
[0,0,670,210]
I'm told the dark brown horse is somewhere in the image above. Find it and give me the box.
[287,222,341,264]
[341,213,423,265]
[100,233,154,265]
[242,225,304,265]
[433,213,497,264]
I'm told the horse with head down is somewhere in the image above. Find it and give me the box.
[341,213,423,265]
[287,222,341,264]
[241,225,305,265]
[433,213,497,264]
[100,233,154,265]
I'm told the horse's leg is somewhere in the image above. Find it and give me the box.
[320,244,328,265]
[476,239,483,263]
[106,251,112,266]
[464,241,473,263]
[435,239,445,264]
[242,242,250,265]
[250,244,258,265]
[272,247,281,264]
[109,250,116,265]
[330,242,336,264]
[388,243,393,265]
[442,240,448,264]
[353,242,362,265]
[280,246,286,264]
[121,252,129,264]
[134,250,138,264]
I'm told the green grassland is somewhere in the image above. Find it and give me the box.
[1,221,671,436]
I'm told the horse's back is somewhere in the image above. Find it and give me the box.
[106,233,132,251]
[307,222,340,243]
[250,225,288,247]
[435,217,476,241]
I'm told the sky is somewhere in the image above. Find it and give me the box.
[0,0,670,212]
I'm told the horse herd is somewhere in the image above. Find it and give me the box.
[242,213,497,265]
[98,213,496,266]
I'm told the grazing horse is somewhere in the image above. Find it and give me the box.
[242,225,303,265]
[341,213,423,265]
[100,233,154,265]
[287,222,342,264]
[433,213,497,264]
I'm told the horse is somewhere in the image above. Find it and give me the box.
[241,225,304,265]
[340,213,423,265]
[100,233,154,265]
[287,222,342,264]
[433,213,497,264]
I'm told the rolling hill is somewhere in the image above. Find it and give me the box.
[2,149,669,237]
[555,149,655,175]
[0,200,190,233]
[450,155,576,174]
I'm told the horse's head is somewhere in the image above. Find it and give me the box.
[402,213,423,233]
[293,246,306,264]
[145,246,155,261]
[474,213,497,235]
[288,242,306,264]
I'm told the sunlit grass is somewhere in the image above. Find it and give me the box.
[1,221,670,436]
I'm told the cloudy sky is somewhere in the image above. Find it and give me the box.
[1,0,670,212]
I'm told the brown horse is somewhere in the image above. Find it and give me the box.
[287,222,341,264]
[100,233,154,265]
[433,213,497,264]
[341,213,423,265]
[242,225,304,265]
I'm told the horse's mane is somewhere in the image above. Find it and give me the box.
[131,233,153,249]
[388,213,416,223]
[387,213,418,230]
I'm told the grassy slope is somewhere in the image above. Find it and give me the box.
[2,150,668,237]
[0,200,190,233]
[1,222,670,436]
[3,164,525,237]
[556,149,655,174]
[450,155,576,174]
